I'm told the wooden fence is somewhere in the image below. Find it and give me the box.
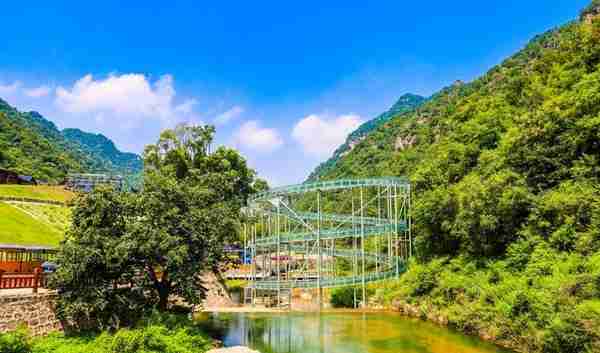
[0,269,46,293]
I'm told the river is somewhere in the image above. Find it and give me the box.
[196,311,513,353]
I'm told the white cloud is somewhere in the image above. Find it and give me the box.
[234,120,283,152]
[0,81,21,95]
[214,106,244,125]
[292,113,363,157]
[175,98,198,114]
[24,85,51,98]
[55,73,195,128]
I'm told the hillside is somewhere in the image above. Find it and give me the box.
[0,98,142,184]
[0,185,75,203]
[0,202,63,246]
[316,3,600,352]
[307,93,426,181]
[62,128,143,188]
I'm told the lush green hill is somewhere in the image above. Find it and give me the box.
[0,202,63,246]
[0,99,142,184]
[62,128,143,188]
[0,185,75,203]
[317,3,600,352]
[307,93,426,181]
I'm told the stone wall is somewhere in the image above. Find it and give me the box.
[0,292,62,336]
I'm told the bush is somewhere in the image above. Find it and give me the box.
[543,318,591,353]
[0,329,31,353]
[330,286,373,308]
[0,313,213,353]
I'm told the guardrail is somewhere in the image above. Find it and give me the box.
[0,269,47,293]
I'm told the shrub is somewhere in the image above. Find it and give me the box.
[0,329,31,353]
[330,286,373,308]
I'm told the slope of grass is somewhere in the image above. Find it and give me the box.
[0,185,75,203]
[8,202,71,233]
[0,202,62,246]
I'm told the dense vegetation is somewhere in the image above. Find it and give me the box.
[316,3,600,352]
[0,313,214,353]
[0,99,142,184]
[51,124,257,329]
[62,129,143,188]
[307,93,426,181]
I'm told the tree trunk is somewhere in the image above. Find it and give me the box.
[147,266,171,311]
[157,281,170,311]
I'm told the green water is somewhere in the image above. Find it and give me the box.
[197,312,513,353]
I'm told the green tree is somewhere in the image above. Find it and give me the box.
[52,124,256,328]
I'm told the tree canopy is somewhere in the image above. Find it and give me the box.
[52,124,256,328]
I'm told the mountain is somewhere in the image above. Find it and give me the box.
[0,98,142,184]
[307,93,426,181]
[312,2,600,351]
[62,129,142,176]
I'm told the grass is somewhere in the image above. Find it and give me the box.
[0,202,63,246]
[8,203,71,234]
[0,185,76,203]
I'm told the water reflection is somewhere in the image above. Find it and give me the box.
[197,312,513,353]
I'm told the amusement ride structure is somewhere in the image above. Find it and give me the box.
[242,177,411,308]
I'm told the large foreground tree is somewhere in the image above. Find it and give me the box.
[52,124,257,328]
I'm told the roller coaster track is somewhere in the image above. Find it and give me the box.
[246,177,411,293]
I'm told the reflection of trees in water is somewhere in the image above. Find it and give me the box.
[200,313,509,353]
[237,314,360,353]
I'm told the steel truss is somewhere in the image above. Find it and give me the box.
[243,177,411,308]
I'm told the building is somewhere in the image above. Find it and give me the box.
[0,244,57,273]
[0,169,36,185]
[0,169,19,184]
[65,173,124,192]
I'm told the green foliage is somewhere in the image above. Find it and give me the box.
[0,313,213,353]
[330,286,373,308]
[51,124,256,330]
[314,4,600,351]
[0,329,31,353]
[62,129,143,190]
[308,94,426,181]
[0,99,141,184]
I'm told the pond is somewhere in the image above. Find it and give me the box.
[196,311,513,353]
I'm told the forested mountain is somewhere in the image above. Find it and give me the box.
[307,93,426,181]
[314,2,600,351]
[0,98,142,183]
[62,128,142,176]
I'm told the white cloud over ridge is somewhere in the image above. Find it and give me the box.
[25,85,51,98]
[55,73,195,128]
[215,106,244,125]
[0,81,21,95]
[292,113,363,157]
[234,120,283,152]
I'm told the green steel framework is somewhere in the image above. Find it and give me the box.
[243,177,412,308]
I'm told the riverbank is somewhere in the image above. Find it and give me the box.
[378,257,600,353]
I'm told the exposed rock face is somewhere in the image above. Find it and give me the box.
[394,135,417,151]
[0,292,62,336]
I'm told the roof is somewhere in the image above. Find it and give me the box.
[0,244,57,252]
[18,175,35,182]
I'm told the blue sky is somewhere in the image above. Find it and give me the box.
[0,1,589,185]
